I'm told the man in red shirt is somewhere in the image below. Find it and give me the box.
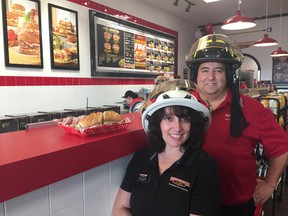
[240,79,248,89]
[122,90,144,113]
[185,34,288,216]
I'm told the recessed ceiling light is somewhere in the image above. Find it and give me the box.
[203,0,221,3]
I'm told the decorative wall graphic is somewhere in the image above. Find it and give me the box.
[2,0,43,68]
[48,4,80,70]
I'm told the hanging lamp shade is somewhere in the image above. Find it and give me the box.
[254,34,278,47]
[270,47,288,57]
[221,9,256,30]
[270,0,288,56]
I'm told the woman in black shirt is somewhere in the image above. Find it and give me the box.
[113,80,221,216]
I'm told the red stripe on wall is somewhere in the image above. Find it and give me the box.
[0,1,176,87]
[0,76,154,86]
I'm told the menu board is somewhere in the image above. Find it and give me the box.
[89,10,176,78]
[97,24,125,68]
[272,56,288,84]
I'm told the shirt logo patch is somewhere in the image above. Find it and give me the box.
[137,173,150,183]
[225,113,230,121]
[168,176,190,192]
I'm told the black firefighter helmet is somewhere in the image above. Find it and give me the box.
[185,34,243,70]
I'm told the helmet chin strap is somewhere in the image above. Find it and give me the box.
[233,73,238,84]
[227,65,249,137]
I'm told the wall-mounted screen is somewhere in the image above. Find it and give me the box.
[272,56,288,85]
[89,10,177,78]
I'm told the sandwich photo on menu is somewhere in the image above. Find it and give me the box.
[3,0,43,67]
[134,34,146,70]
[18,21,40,55]
[48,3,79,69]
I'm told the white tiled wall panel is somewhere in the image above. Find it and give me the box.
[110,155,132,186]
[85,188,110,216]
[84,163,110,198]
[51,200,84,216]
[5,187,49,216]
[50,173,83,214]
[2,155,132,216]
[0,203,4,216]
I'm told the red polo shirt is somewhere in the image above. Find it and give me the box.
[130,98,143,108]
[129,98,144,112]
[194,90,288,205]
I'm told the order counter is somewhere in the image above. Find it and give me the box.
[0,112,147,202]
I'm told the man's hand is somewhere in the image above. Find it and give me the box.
[253,179,275,205]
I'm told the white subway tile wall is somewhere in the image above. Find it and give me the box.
[1,154,132,216]
[50,174,83,214]
[4,187,50,216]
[0,202,4,216]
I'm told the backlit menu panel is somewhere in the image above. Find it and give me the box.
[90,11,176,78]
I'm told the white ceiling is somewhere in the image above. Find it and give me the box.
[141,0,288,27]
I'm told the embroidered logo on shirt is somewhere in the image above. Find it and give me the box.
[137,173,151,183]
[168,176,190,192]
[225,113,230,121]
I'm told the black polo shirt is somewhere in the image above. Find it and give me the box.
[121,147,221,216]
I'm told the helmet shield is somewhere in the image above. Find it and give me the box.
[185,34,243,69]
[141,79,211,133]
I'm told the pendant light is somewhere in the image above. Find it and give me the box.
[271,47,288,56]
[254,0,278,47]
[221,0,256,30]
[271,0,288,57]
[254,34,278,47]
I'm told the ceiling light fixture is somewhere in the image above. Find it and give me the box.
[254,0,278,47]
[226,27,272,36]
[221,0,256,30]
[270,47,288,57]
[184,0,196,13]
[254,34,278,47]
[185,4,191,12]
[173,0,180,6]
[271,0,288,57]
[203,0,221,3]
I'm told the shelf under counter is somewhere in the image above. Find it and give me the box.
[0,113,147,202]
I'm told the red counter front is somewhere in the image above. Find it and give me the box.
[0,113,147,202]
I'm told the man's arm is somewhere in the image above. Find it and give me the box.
[254,152,288,205]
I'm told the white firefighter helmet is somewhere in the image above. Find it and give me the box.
[141,79,211,133]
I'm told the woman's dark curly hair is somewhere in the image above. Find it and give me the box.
[147,105,209,153]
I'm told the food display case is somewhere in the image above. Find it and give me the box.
[0,116,19,133]
[37,111,62,119]
[102,105,121,113]
[5,113,51,130]
[28,113,51,123]
[4,114,30,130]
[55,110,78,118]
[85,107,105,114]
[64,108,86,116]
[86,105,121,114]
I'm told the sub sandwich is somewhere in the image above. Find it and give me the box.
[76,112,103,129]
[103,110,122,125]
[76,111,122,129]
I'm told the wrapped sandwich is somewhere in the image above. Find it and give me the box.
[103,110,122,125]
[75,111,122,129]
[76,112,103,129]
[58,110,131,136]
